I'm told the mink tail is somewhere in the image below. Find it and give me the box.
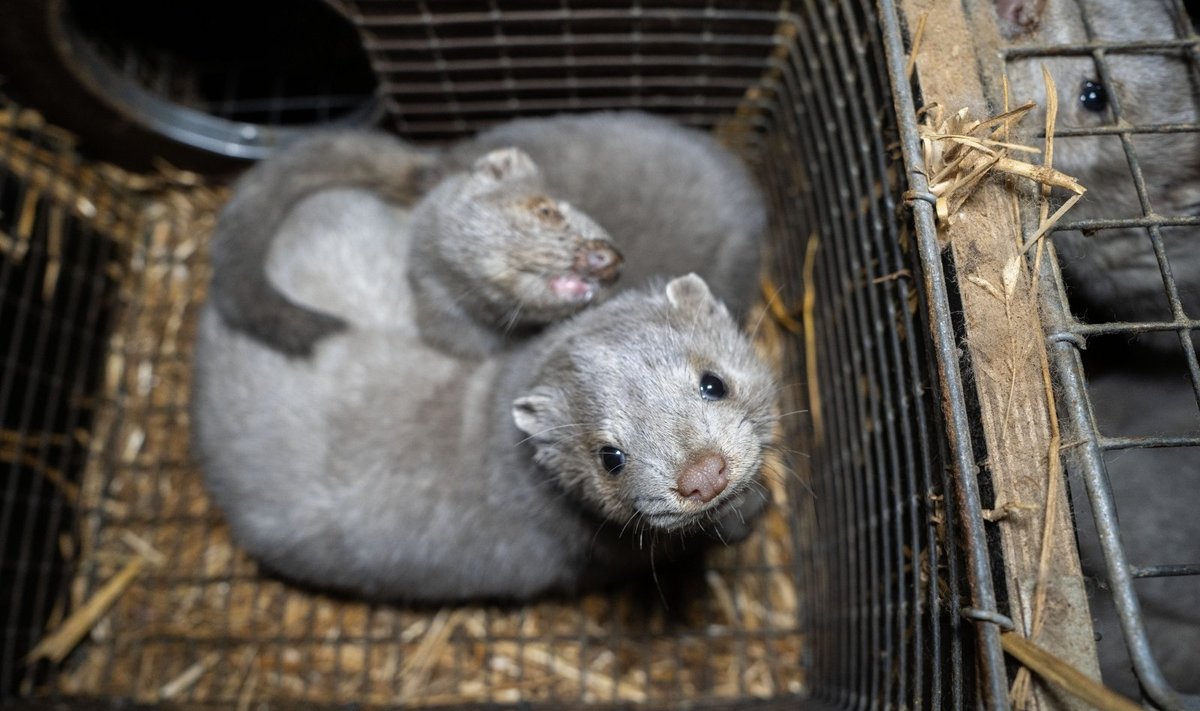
[209,130,443,357]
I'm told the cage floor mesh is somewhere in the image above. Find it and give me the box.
[9,120,805,707]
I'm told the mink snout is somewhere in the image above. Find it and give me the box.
[574,239,623,285]
[677,451,729,503]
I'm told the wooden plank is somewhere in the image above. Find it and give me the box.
[897,0,1102,709]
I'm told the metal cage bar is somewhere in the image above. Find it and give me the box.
[877,0,1011,707]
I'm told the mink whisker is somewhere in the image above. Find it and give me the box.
[514,423,586,447]
[769,409,809,422]
[750,280,786,343]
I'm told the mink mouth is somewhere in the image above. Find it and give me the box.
[547,274,602,303]
[633,483,749,533]
[634,511,693,532]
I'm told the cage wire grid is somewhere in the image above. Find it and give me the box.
[758,3,989,707]
[341,2,1006,708]
[0,109,127,697]
[992,1,1200,708]
[0,0,1022,709]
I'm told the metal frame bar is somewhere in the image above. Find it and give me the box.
[877,0,1011,707]
[1036,249,1200,711]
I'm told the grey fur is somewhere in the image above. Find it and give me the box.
[191,187,776,601]
[212,112,765,358]
[210,130,620,359]
[449,111,768,319]
[209,130,441,357]
[1072,367,1200,697]
[1000,0,1200,327]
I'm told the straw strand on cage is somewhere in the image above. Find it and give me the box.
[26,555,147,664]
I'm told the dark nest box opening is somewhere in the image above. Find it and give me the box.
[0,0,381,171]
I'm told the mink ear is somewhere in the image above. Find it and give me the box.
[512,386,566,438]
[994,0,1045,37]
[473,147,541,182]
[665,273,715,312]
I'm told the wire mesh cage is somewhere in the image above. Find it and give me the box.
[985,0,1200,707]
[14,0,1196,708]
[0,110,125,700]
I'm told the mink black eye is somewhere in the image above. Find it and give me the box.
[536,202,564,223]
[598,445,627,476]
[699,372,728,401]
[1080,80,1108,113]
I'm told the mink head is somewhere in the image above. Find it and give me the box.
[998,0,1200,313]
[513,274,777,535]
[433,147,623,329]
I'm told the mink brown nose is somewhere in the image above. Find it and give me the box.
[575,240,623,285]
[677,452,728,503]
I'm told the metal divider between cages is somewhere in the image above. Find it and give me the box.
[800,1,899,703]
[877,0,1012,708]
[755,1,981,706]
